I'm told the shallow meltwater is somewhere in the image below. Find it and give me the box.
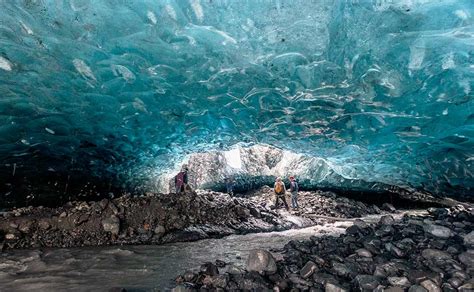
[0,211,424,291]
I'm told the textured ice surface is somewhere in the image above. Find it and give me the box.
[0,0,473,203]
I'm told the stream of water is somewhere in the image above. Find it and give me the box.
[0,211,424,292]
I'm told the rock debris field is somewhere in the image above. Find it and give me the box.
[0,188,389,250]
[173,204,474,292]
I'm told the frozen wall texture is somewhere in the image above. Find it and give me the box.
[0,0,473,205]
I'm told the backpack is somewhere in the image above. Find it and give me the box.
[275,182,284,194]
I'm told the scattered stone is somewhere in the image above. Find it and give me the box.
[227,264,245,275]
[379,215,395,225]
[458,250,474,267]
[5,233,18,240]
[355,248,372,258]
[200,262,219,276]
[381,203,396,212]
[215,259,226,268]
[420,279,441,292]
[246,249,277,274]
[183,271,195,282]
[325,282,349,292]
[353,219,369,229]
[384,287,404,292]
[387,276,411,287]
[423,224,453,239]
[458,282,474,292]
[38,220,51,230]
[153,225,165,237]
[102,216,120,235]
[408,285,428,292]
[421,249,452,261]
[353,274,380,290]
[300,261,318,278]
[463,231,474,247]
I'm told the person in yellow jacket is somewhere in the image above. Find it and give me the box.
[274,177,289,210]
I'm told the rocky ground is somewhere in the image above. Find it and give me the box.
[0,188,389,250]
[246,186,385,218]
[173,204,474,291]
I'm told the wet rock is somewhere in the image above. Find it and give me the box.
[353,274,380,291]
[421,249,452,261]
[463,231,474,247]
[408,271,440,286]
[447,277,463,288]
[227,264,245,275]
[182,271,196,282]
[379,215,395,225]
[387,276,411,287]
[102,216,120,235]
[203,274,228,288]
[384,287,404,292]
[420,279,441,292]
[332,262,353,278]
[325,282,349,292]
[408,285,428,292]
[246,249,277,274]
[153,225,165,237]
[423,224,453,239]
[215,259,226,268]
[385,243,405,258]
[381,203,396,212]
[288,273,312,287]
[300,261,318,278]
[200,262,219,276]
[353,219,369,229]
[458,282,474,292]
[441,283,457,292]
[374,262,407,278]
[458,250,474,267]
[363,238,382,254]
[375,225,395,237]
[229,272,271,289]
[355,248,373,258]
[312,272,337,287]
[5,233,19,240]
[346,225,361,235]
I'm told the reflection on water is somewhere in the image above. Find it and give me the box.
[0,212,419,291]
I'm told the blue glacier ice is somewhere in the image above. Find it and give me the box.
[0,0,473,206]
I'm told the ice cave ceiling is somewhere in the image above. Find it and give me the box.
[0,0,473,203]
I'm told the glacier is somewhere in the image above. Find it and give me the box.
[0,0,473,206]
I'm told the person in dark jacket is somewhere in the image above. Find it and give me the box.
[174,165,189,194]
[224,176,234,196]
[289,176,299,209]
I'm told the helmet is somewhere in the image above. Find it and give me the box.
[289,176,295,180]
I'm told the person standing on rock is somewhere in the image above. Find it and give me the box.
[174,165,189,194]
[289,176,299,209]
[274,177,289,210]
[224,176,234,196]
